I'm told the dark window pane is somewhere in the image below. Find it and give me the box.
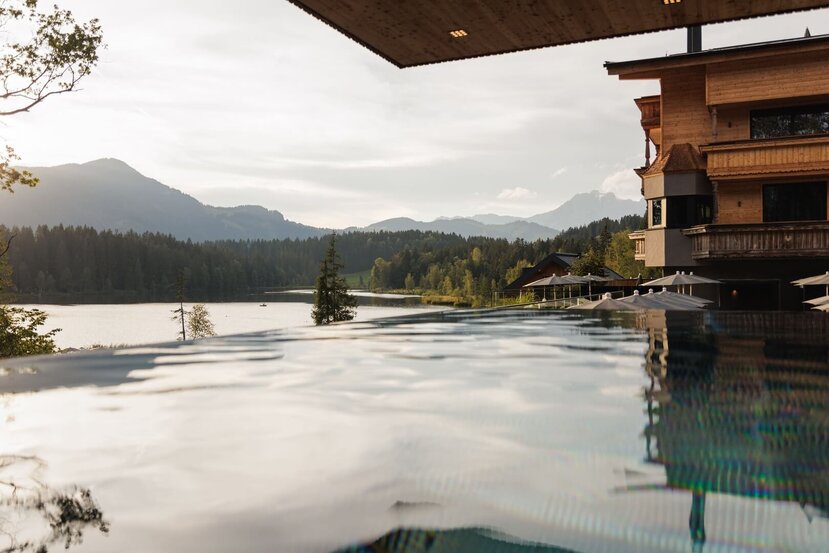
[752,113,791,139]
[652,199,662,226]
[666,195,713,228]
[751,104,829,139]
[793,110,829,136]
[763,182,827,222]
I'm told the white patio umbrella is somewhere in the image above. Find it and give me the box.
[569,292,645,311]
[642,271,721,295]
[792,271,829,296]
[653,287,712,307]
[524,273,587,301]
[618,290,704,311]
[805,295,829,307]
[581,272,610,298]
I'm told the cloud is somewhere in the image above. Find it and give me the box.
[497,187,537,201]
[599,169,641,200]
[550,167,568,179]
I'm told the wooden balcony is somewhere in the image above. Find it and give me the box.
[683,222,829,260]
[634,95,660,131]
[701,135,829,180]
[629,230,646,261]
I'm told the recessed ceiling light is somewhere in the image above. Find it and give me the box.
[449,29,468,38]
[662,0,682,4]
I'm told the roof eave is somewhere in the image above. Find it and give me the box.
[606,34,829,78]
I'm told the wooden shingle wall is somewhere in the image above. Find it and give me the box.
[714,107,750,142]
[660,67,711,152]
[717,182,763,224]
[707,51,829,106]
[704,137,829,179]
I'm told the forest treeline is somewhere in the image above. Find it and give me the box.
[1,225,468,300]
[368,214,648,306]
[1,214,644,302]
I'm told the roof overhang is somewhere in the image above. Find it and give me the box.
[607,33,829,79]
[287,0,829,68]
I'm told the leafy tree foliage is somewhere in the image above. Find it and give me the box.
[187,304,216,339]
[0,146,37,193]
[312,234,356,325]
[0,0,103,192]
[0,305,58,357]
[570,245,604,276]
[603,230,659,279]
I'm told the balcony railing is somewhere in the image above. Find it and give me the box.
[629,230,646,261]
[634,95,660,130]
[683,222,829,260]
[701,135,829,180]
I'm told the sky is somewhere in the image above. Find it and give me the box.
[3,1,828,228]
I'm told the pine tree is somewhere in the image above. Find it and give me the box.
[312,234,356,325]
[187,304,216,339]
[171,271,187,340]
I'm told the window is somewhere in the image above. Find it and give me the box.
[666,195,713,228]
[651,199,662,227]
[751,104,829,139]
[762,182,827,222]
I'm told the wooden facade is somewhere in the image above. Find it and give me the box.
[702,136,829,180]
[288,1,829,68]
[684,222,829,260]
[608,34,829,308]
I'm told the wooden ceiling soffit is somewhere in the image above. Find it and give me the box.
[286,0,829,68]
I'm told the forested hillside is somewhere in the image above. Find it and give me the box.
[367,214,647,306]
[1,214,644,302]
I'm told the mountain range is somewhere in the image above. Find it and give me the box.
[0,159,644,241]
[354,217,560,242]
[357,190,644,240]
[4,159,325,241]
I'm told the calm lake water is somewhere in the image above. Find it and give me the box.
[2,308,829,552]
[16,291,444,349]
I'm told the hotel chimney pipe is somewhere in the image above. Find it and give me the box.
[687,25,702,53]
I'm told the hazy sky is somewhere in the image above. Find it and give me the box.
[4,1,827,227]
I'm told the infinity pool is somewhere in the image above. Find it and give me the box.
[2,309,828,552]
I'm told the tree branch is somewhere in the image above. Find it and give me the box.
[0,233,15,259]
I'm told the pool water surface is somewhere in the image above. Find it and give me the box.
[1,308,828,552]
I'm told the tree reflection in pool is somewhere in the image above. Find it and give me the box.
[0,455,109,552]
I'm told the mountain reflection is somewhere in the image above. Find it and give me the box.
[0,455,109,552]
[334,527,576,552]
[640,311,829,551]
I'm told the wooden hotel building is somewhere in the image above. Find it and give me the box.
[608,34,829,309]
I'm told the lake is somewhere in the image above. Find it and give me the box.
[2,308,829,552]
[16,291,445,349]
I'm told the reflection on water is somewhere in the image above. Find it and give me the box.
[334,528,576,552]
[640,311,829,552]
[0,455,108,552]
[2,309,829,552]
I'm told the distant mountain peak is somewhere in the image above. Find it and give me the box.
[80,158,142,173]
[526,189,643,230]
[4,159,323,241]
